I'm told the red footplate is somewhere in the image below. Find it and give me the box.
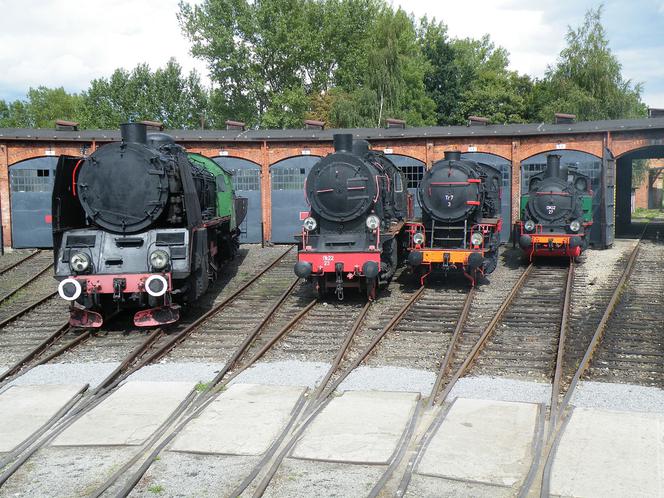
[298,251,381,274]
[134,306,180,327]
[69,307,103,328]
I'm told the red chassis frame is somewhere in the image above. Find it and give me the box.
[515,221,591,260]
[66,272,178,328]
[405,219,502,285]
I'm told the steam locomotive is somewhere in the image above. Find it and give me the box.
[406,151,502,285]
[294,134,410,300]
[52,123,247,327]
[516,154,592,259]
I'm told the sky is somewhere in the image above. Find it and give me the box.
[0,0,663,108]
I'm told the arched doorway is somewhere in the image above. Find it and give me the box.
[461,152,512,243]
[385,154,425,218]
[10,156,58,248]
[615,144,664,236]
[522,150,603,246]
[270,155,320,243]
[213,157,262,243]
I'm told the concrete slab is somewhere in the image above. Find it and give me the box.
[291,390,419,464]
[170,383,306,456]
[52,381,194,446]
[550,407,664,498]
[0,384,85,452]
[417,398,538,487]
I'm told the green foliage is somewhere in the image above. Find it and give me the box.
[0,87,82,128]
[179,0,433,128]
[147,484,165,494]
[0,4,649,130]
[632,159,649,187]
[80,58,208,129]
[535,6,647,121]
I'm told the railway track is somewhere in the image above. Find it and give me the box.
[0,251,53,304]
[518,225,661,497]
[0,245,304,485]
[586,239,664,386]
[0,249,42,276]
[470,263,570,379]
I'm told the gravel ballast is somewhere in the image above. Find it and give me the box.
[230,360,329,388]
[6,362,119,390]
[339,366,435,395]
[571,380,664,413]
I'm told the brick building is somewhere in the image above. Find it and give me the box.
[2,116,664,248]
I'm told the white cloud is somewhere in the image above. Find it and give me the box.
[1,0,663,108]
[0,0,208,99]
[392,0,565,77]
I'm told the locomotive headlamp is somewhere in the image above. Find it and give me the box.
[470,232,483,246]
[303,217,317,232]
[569,220,581,232]
[413,232,425,245]
[366,215,380,230]
[524,220,535,232]
[70,252,90,273]
[150,249,170,270]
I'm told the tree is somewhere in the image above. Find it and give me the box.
[80,59,208,129]
[178,0,404,128]
[418,17,460,125]
[535,6,647,121]
[323,8,436,128]
[0,87,82,128]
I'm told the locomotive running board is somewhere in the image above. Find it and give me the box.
[70,307,103,328]
[134,306,180,327]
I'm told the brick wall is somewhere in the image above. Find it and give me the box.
[1,127,662,247]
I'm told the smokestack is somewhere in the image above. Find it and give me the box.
[352,139,370,156]
[333,133,353,153]
[444,151,461,161]
[545,154,562,179]
[120,123,147,144]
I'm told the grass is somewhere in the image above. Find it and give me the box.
[633,208,664,220]
[195,381,210,392]
[148,484,165,494]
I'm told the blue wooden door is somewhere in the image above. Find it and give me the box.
[214,157,262,244]
[270,156,319,243]
[10,157,58,248]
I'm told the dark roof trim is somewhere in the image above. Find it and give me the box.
[1,117,664,143]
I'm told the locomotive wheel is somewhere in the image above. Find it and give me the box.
[316,277,327,299]
[483,248,499,274]
[366,278,377,300]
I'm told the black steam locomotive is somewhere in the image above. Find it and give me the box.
[52,123,246,327]
[516,154,593,259]
[294,134,410,299]
[406,151,502,284]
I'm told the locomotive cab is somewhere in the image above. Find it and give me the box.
[516,154,592,259]
[406,151,502,285]
[295,134,410,300]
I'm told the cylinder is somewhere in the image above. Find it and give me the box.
[444,151,461,161]
[333,133,353,153]
[545,154,561,179]
[352,139,370,156]
[120,123,147,144]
